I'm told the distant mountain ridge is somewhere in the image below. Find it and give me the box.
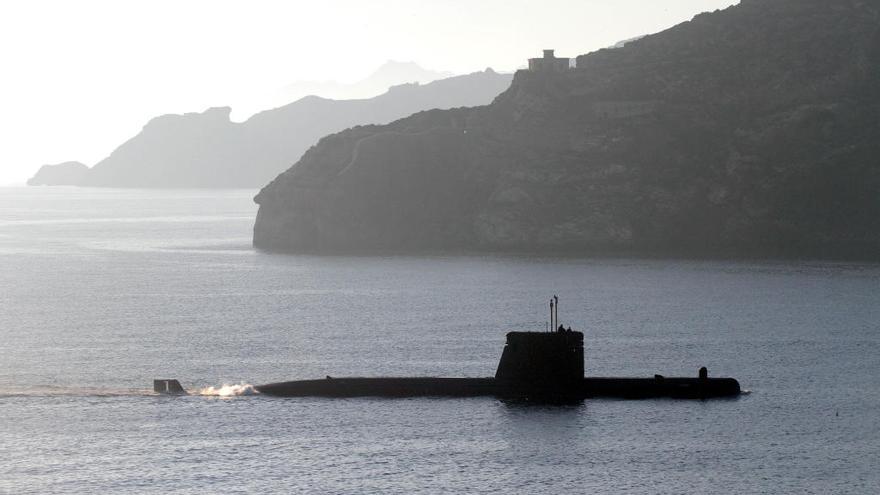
[254,0,880,259]
[277,61,454,103]
[29,69,511,188]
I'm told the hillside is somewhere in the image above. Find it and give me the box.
[32,69,512,188]
[253,0,880,259]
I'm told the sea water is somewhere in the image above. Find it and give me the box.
[1,187,878,494]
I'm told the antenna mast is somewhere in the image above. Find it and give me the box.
[554,295,559,331]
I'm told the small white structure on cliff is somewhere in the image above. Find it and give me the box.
[528,49,571,72]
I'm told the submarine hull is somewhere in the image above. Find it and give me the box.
[254,330,742,401]
[255,376,741,400]
[582,377,741,399]
[256,377,499,398]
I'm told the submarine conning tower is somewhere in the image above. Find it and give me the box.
[495,331,584,385]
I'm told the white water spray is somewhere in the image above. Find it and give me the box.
[198,383,259,397]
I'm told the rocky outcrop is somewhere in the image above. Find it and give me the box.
[254,0,880,259]
[26,161,89,186]
[71,69,511,188]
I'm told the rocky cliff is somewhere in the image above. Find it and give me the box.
[38,69,511,188]
[26,161,89,186]
[254,0,880,259]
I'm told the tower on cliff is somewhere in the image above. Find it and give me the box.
[528,49,572,72]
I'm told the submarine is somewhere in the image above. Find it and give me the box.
[156,297,741,401]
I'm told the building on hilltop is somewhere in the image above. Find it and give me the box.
[528,49,572,72]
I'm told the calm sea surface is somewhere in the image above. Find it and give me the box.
[1,187,878,494]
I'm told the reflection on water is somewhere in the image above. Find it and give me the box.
[0,187,878,494]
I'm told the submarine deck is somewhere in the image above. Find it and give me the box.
[255,376,741,400]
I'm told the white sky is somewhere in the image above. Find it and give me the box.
[0,0,738,185]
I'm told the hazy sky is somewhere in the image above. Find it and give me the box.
[0,0,738,185]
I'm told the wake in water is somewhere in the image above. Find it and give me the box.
[0,385,154,398]
[0,383,259,398]
[197,383,259,397]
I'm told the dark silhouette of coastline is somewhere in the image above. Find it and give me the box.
[254,0,880,260]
